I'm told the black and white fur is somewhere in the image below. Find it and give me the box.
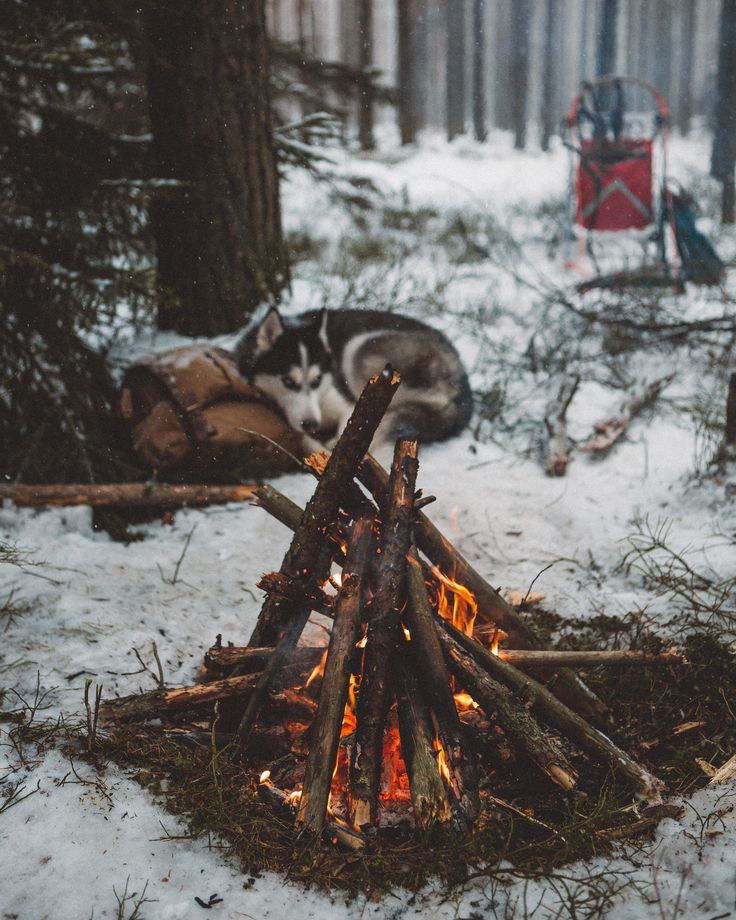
[235,307,472,452]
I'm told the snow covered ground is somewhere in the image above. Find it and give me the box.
[2,130,736,919]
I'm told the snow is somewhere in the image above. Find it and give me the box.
[3,130,736,919]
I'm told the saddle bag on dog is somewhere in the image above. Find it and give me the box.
[119,346,303,478]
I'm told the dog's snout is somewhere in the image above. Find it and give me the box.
[301,418,321,435]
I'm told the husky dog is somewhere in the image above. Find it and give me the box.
[235,307,472,451]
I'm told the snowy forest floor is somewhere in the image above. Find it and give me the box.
[2,130,736,919]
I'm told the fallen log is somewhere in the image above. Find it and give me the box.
[405,548,479,827]
[236,368,401,750]
[358,454,611,727]
[496,648,686,668]
[438,627,578,792]
[101,673,261,723]
[544,375,580,476]
[296,515,374,835]
[439,618,664,803]
[0,482,257,509]
[350,439,418,829]
[203,644,325,676]
[582,374,675,455]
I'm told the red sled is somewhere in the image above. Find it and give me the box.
[576,139,653,231]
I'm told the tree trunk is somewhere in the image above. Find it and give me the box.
[677,0,696,134]
[540,0,560,152]
[596,0,618,77]
[446,0,466,140]
[357,0,375,150]
[510,0,531,150]
[397,0,425,144]
[146,0,288,336]
[472,0,487,142]
[712,0,736,225]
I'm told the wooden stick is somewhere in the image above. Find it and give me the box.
[0,482,257,508]
[438,628,578,792]
[100,673,261,723]
[496,649,686,668]
[296,516,374,834]
[251,484,304,532]
[358,454,611,727]
[394,645,453,831]
[257,775,366,850]
[544,375,580,476]
[203,644,325,676]
[236,368,400,750]
[713,372,736,465]
[350,439,418,828]
[248,367,399,649]
[582,374,675,455]
[405,548,479,828]
[709,752,736,785]
[439,619,664,803]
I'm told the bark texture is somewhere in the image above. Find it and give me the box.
[147,0,288,335]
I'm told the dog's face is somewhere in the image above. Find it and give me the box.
[250,308,333,437]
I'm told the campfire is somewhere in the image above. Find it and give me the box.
[102,367,683,849]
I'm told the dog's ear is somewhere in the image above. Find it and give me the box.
[254,307,285,354]
[317,308,330,351]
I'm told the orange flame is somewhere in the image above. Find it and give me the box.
[288,789,302,808]
[433,565,478,638]
[453,691,479,711]
[305,647,328,688]
[434,738,451,783]
[259,770,271,784]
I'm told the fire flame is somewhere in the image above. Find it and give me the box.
[259,770,271,784]
[305,647,328,688]
[433,565,478,638]
[434,738,451,784]
[288,789,302,807]
[453,691,479,711]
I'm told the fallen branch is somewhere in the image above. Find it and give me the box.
[582,374,675,455]
[203,644,324,676]
[296,515,374,835]
[101,673,261,723]
[0,482,257,508]
[236,368,401,750]
[350,439,418,828]
[438,627,578,792]
[405,548,479,828]
[439,618,664,803]
[544,375,580,476]
[496,648,686,668]
[709,752,736,785]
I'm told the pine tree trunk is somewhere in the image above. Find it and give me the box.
[472,0,487,142]
[677,0,696,135]
[146,0,288,336]
[540,0,560,152]
[510,0,531,150]
[712,0,736,224]
[397,0,425,144]
[446,0,466,140]
[357,0,375,150]
[596,0,618,77]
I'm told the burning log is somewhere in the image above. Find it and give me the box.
[235,368,401,750]
[350,439,418,829]
[203,644,325,676]
[258,772,366,850]
[295,515,374,835]
[582,374,675,455]
[0,482,257,508]
[358,454,611,727]
[544,375,580,476]
[405,548,480,827]
[438,627,578,792]
[440,619,664,803]
[101,673,261,723]
[394,645,453,831]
